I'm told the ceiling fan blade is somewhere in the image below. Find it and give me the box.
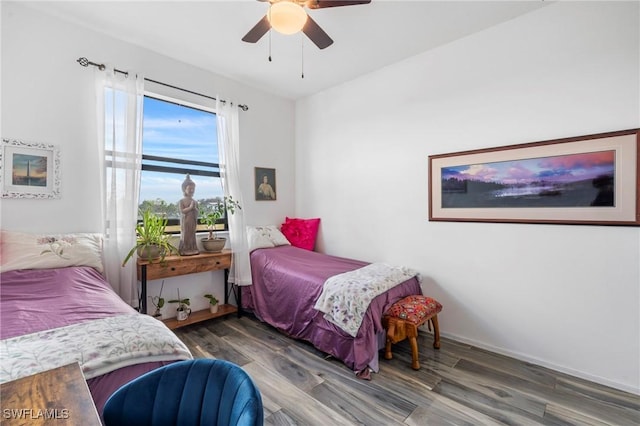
[302,16,333,49]
[306,0,371,9]
[242,15,271,43]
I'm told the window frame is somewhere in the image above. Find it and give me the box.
[138,93,226,234]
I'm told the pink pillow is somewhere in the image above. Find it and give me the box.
[280,217,320,251]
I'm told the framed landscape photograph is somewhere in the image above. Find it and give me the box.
[428,129,639,226]
[1,138,61,199]
[255,167,276,201]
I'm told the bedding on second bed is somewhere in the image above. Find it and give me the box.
[243,245,422,374]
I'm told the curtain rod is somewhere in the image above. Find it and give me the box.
[76,57,249,111]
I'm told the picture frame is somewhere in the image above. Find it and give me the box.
[1,138,61,199]
[428,129,639,226]
[255,167,276,201]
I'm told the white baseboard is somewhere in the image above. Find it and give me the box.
[438,331,640,396]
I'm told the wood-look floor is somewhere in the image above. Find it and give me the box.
[174,315,640,425]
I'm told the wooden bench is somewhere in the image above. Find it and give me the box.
[382,295,442,370]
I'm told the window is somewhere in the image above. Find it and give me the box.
[139,95,225,233]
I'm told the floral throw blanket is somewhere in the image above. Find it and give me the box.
[0,314,192,384]
[314,263,420,337]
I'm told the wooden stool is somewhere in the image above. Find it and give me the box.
[382,295,442,370]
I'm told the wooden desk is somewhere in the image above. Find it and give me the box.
[137,250,241,329]
[0,363,101,425]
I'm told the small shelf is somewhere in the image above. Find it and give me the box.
[162,304,237,330]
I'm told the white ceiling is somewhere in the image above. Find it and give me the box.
[21,0,548,100]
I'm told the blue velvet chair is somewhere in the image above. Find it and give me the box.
[103,359,263,426]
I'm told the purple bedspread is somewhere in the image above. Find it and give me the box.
[243,245,422,374]
[0,267,173,415]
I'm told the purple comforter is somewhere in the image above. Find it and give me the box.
[0,267,173,416]
[243,245,422,374]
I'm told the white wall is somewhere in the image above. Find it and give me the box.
[296,2,640,393]
[1,2,296,316]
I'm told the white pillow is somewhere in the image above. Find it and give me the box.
[246,225,290,252]
[0,230,104,273]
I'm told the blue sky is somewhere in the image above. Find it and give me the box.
[139,96,223,203]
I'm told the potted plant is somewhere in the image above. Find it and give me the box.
[204,293,219,314]
[122,209,179,266]
[199,196,241,252]
[168,289,191,321]
[149,280,166,318]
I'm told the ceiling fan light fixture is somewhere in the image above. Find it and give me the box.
[268,2,308,35]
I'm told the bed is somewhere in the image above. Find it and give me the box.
[242,241,422,377]
[0,231,192,416]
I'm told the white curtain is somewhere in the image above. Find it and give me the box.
[216,99,251,286]
[95,67,144,306]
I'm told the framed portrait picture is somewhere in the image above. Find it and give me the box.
[428,129,639,226]
[1,138,61,199]
[255,167,276,201]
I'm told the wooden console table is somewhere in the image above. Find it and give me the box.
[0,363,101,425]
[137,250,241,330]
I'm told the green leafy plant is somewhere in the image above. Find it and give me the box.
[122,209,179,266]
[150,280,166,318]
[199,196,241,240]
[204,294,219,306]
[169,289,190,311]
[169,298,190,311]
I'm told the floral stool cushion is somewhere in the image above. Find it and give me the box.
[385,295,442,324]
[383,295,442,370]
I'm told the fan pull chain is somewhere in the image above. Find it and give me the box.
[268,7,272,62]
[301,34,304,79]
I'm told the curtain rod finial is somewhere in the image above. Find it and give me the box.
[77,57,105,71]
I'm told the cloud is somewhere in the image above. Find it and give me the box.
[144,116,215,131]
[537,168,574,179]
[459,164,499,182]
[503,163,535,183]
[537,151,614,170]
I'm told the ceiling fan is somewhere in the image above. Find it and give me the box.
[242,0,372,50]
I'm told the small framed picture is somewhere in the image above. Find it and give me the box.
[255,167,276,201]
[1,138,61,199]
